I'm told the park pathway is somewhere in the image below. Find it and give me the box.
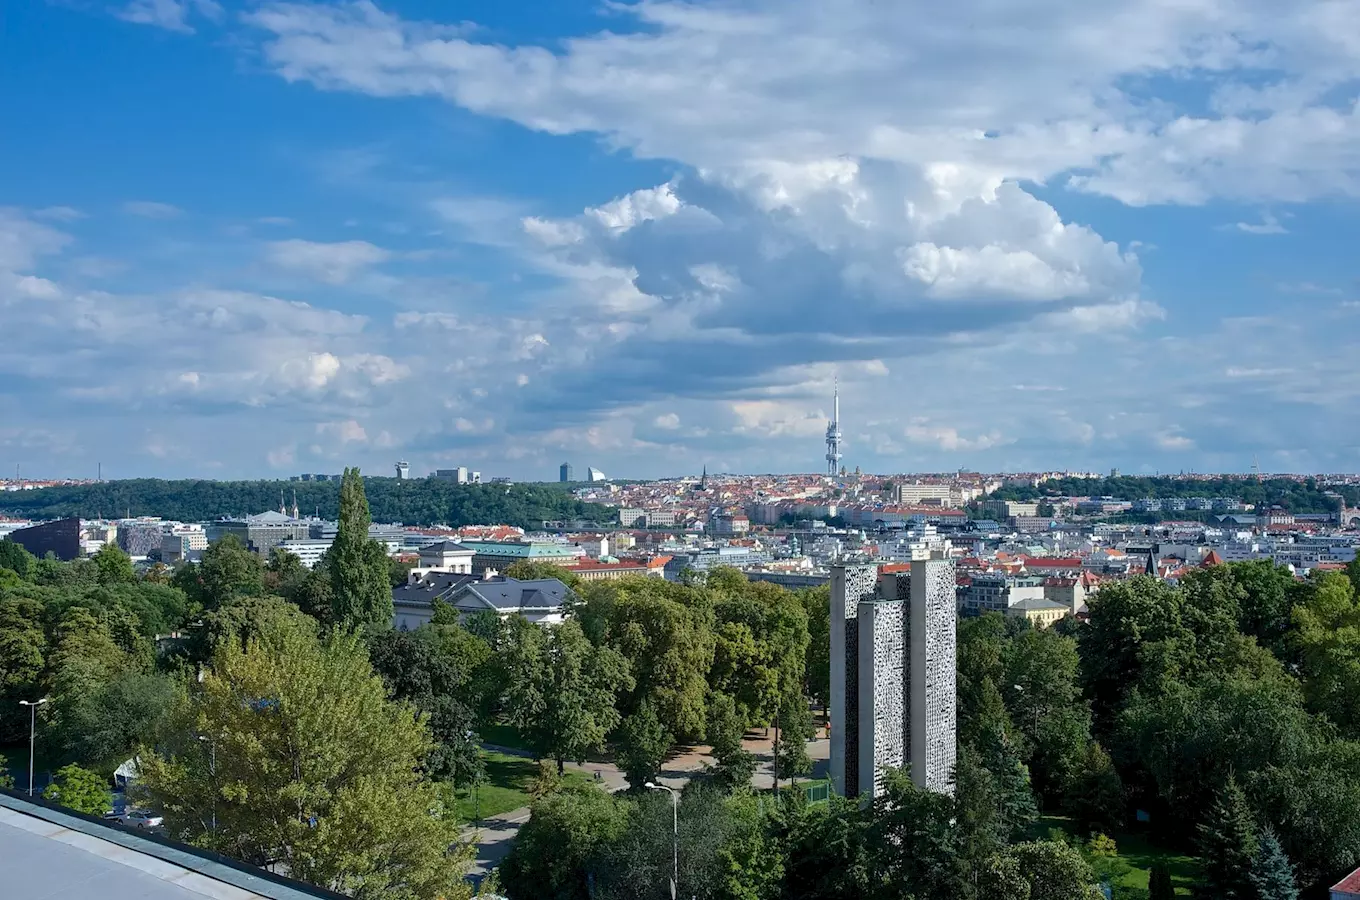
[465,735,830,881]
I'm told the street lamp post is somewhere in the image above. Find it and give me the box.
[197,735,217,833]
[1013,683,1039,735]
[644,782,679,900]
[18,698,49,796]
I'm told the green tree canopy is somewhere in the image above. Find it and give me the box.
[136,619,472,900]
[616,697,671,790]
[578,577,714,741]
[522,620,632,773]
[42,763,113,815]
[176,534,264,610]
[367,627,484,785]
[500,783,628,900]
[328,468,394,629]
[91,544,137,585]
[1196,777,1258,900]
[0,539,35,579]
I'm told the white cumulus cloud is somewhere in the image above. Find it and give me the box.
[265,239,391,284]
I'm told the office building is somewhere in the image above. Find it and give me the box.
[117,519,166,557]
[275,539,334,569]
[395,460,410,480]
[830,558,957,799]
[432,467,478,484]
[587,467,607,482]
[458,539,583,576]
[160,526,207,563]
[560,462,574,482]
[895,483,953,506]
[206,511,311,555]
[8,518,81,562]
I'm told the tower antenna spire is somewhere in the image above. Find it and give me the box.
[825,377,843,476]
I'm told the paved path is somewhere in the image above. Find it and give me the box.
[465,734,831,880]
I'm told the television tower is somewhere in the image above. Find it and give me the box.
[825,379,843,476]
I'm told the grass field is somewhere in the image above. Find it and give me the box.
[1038,816,1199,899]
[451,748,589,823]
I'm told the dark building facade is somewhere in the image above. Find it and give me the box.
[8,518,81,561]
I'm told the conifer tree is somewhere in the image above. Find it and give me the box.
[1196,776,1258,900]
[1148,865,1176,900]
[1247,829,1298,900]
[328,468,394,629]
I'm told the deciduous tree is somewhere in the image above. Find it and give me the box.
[328,468,394,629]
[91,544,137,585]
[617,698,671,790]
[0,539,34,579]
[136,620,471,900]
[705,691,756,792]
[42,763,112,815]
[500,783,627,900]
[525,620,631,773]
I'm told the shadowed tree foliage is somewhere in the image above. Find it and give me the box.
[617,697,671,790]
[1148,865,1176,900]
[1196,777,1258,900]
[367,628,484,786]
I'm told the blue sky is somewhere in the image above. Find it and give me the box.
[3,0,1360,481]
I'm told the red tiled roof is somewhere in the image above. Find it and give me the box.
[879,563,911,574]
[1023,557,1084,569]
[1333,865,1360,896]
[1201,550,1224,567]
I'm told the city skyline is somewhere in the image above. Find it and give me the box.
[5,0,1360,480]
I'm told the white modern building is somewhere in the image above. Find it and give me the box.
[276,539,334,569]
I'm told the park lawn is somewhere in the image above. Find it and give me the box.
[451,749,589,823]
[1037,815,1199,899]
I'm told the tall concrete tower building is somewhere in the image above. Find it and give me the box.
[830,558,957,799]
[910,558,958,794]
[825,381,843,476]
